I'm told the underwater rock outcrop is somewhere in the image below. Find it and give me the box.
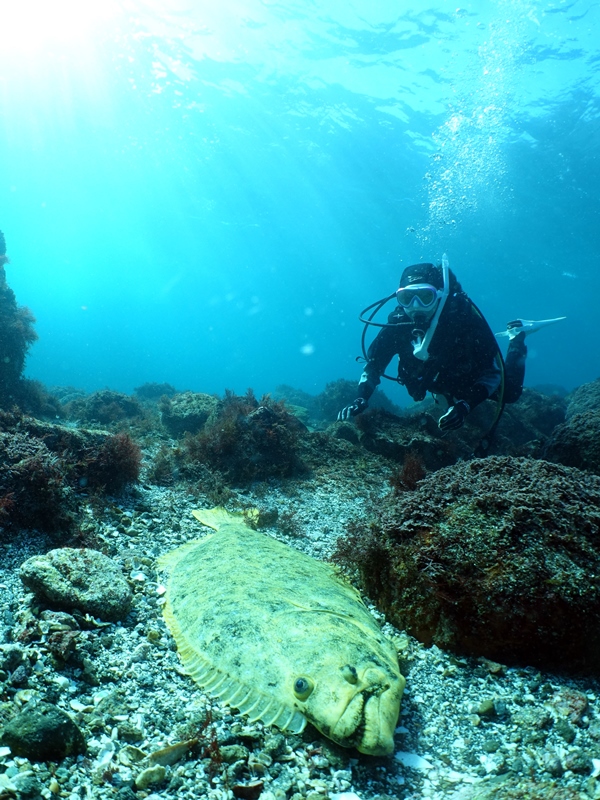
[337,407,456,472]
[134,381,177,402]
[274,385,321,427]
[83,430,142,493]
[160,390,218,437]
[0,413,141,533]
[0,230,39,410]
[274,380,404,428]
[332,456,600,673]
[544,410,600,476]
[0,428,77,533]
[317,378,403,423]
[63,389,144,426]
[565,377,600,419]
[178,390,306,484]
[491,387,566,455]
[327,387,565,475]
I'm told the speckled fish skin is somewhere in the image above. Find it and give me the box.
[158,507,405,756]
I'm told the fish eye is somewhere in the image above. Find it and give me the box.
[341,664,358,684]
[293,676,314,700]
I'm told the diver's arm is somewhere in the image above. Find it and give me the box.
[338,351,383,420]
[439,365,501,431]
[356,363,379,403]
[338,324,400,420]
[357,325,401,402]
[461,365,502,410]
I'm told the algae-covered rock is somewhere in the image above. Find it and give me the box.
[0,430,77,533]
[274,385,320,426]
[179,390,306,483]
[0,701,85,761]
[333,456,600,672]
[565,377,600,419]
[0,418,141,531]
[160,391,218,437]
[317,378,403,423]
[544,410,600,475]
[351,407,455,471]
[64,389,143,425]
[134,381,177,402]
[325,388,565,474]
[492,387,566,453]
[20,548,132,621]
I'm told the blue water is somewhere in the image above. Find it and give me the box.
[1,0,599,404]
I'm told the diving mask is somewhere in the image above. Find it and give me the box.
[396,284,440,314]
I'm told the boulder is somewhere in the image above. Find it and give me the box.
[160,391,218,437]
[20,548,132,621]
[544,410,600,475]
[565,377,600,419]
[0,701,85,761]
[333,456,600,672]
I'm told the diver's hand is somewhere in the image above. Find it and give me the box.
[438,400,470,432]
[337,398,367,421]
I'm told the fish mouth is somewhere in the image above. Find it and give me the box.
[331,670,403,756]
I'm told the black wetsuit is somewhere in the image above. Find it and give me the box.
[357,291,525,408]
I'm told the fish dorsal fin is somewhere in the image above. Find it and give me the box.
[162,593,306,735]
[192,507,244,530]
[157,538,213,572]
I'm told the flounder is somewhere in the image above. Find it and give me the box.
[158,507,405,756]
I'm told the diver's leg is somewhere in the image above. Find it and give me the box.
[503,331,527,404]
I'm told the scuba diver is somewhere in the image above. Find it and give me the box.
[338,256,565,442]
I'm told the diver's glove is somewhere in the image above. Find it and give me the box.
[337,397,367,421]
[438,400,470,432]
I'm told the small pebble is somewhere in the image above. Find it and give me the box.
[135,764,166,790]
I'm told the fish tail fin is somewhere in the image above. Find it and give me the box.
[192,506,241,530]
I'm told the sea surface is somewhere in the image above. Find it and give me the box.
[1,0,599,403]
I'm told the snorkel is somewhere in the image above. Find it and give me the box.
[411,253,450,361]
[356,254,507,456]
[357,254,451,379]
